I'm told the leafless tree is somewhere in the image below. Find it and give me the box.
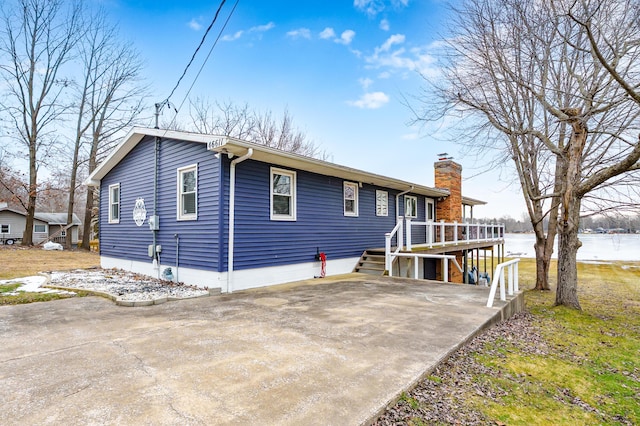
[0,0,82,245]
[416,0,640,308]
[188,98,326,159]
[66,9,146,249]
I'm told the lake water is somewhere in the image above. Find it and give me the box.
[505,233,640,262]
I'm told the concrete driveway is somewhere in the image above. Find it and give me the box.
[0,274,522,425]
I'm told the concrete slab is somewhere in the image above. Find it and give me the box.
[0,274,522,425]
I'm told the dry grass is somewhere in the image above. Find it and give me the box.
[0,246,99,280]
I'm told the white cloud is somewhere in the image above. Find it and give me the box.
[188,19,202,31]
[359,77,374,89]
[379,19,390,31]
[319,27,336,39]
[354,0,409,17]
[222,30,244,42]
[365,34,440,78]
[347,91,390,109]
[402,132,420,140]
[336,30,356,45]
[250,22,275,33]
[287,28,312,39]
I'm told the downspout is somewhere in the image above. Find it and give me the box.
[395,185,414,223]
[227,148,253,293]
[152,136,159,277]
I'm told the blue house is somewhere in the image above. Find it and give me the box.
[86,127,504,292]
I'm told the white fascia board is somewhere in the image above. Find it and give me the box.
[210,138,452,199]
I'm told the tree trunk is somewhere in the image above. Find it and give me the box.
[532,224,552,290]
[555,109,586,309]
[556,195,582,309]
[22,142,37,246]
[81,135,99,250]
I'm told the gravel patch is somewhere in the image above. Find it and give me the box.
[48,269,210,302]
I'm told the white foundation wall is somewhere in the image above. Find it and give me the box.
[100,255,359,293]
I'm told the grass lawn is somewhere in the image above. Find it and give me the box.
[0,246,99,280]
[470,259,640,425]
[0,246,99,305]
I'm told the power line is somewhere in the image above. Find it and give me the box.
[166,0,240,130]
[164,0,228,104]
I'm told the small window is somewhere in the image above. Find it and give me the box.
[34,224,47,233]
[343,182,359,216]
[108,183,120,223]
[426,199,435,221]
[60,230,67,237]
[177,165,197,220]
[271,167,296,221]
[375,190,388,217]
[0,224,9,234]
[405,195,417,218]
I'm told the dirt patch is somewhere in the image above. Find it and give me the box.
[0,246,99,280]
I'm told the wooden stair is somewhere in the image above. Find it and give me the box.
[354,249,387,275]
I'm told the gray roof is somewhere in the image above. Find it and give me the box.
[34,212,82,225]
[0,207,81,225]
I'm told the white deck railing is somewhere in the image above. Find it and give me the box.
[486,258,520,307]
[384,217,404,273]
[385,252,463,282]
[405,219,504,251]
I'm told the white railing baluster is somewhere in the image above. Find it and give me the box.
[486,258,520,307]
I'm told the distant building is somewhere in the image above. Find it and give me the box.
[0,203,81,245]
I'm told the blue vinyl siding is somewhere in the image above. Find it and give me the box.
[231,160,400,270]
[100,136,222,271]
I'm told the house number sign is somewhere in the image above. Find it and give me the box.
[133,198,147,226]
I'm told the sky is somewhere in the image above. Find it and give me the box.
[99,0,526,219]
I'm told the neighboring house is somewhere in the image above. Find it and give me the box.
[86,127,505,292]
[0,203,82,245]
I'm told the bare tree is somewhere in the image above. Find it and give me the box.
[0,0,81,245]
[188,98,326,158]
[417,0,640,308]
[65,9,146,249]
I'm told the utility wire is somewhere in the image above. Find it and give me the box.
[166,0,240,130]
[164,0,228,104]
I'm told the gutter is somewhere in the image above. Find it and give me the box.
[227,148,253,293]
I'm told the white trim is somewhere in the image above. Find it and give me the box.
[343,181,359,217]
[177,164,198,221]
[34,224,48,233]
[99,255,360,293]
[405,195,418,218]
[270,167,297,221]
[426,198,435,221]
[375,190,388,217]
[108,183,120,224]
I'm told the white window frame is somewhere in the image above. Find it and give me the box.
[375,190,388,217]
[60,230,67,237]
[177,164,198,221]
[0,224,9,234]
[270,167,297,221]
[343,181,359,217]
[405,195,418,218]
[34,224,47,233]
[426,199,435,221]
[108,183,120,224]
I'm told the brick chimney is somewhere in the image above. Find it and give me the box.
[434,160,464,283]
[434,160,462,223]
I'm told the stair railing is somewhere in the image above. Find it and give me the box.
[486,258,520,307]
[385,217,404,275]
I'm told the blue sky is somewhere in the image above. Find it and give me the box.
[103,0,524,219]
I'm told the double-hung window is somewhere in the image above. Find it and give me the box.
[343,182,358,216]
[34,224,47,233]
[375,190,388,216]
[0,224,9,234]
[178,164,198,220]
[108,183,120,223]
[405,195,417,218]
[271,167,296,221]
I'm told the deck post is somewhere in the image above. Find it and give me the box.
[385,232,392,276]
[405,218,412,251]
[413,257,419,279]
[440,220,445,244]
[443,258,449,283]
[398,218,404,251]
[453,221,458,244]
[428,221,434,247]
